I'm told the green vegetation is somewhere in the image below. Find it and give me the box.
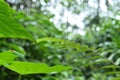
[0,0,120,80]
[0,0,71,79]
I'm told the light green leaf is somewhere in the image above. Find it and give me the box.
[47,65,72,74]
[36,37,64,43]
[4,61,72,75]
[108,53,116,61]
[0,51,17,65]
[115,58,120,65]
[0,0,34,41]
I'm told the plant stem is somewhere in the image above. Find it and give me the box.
[18,75,22,80]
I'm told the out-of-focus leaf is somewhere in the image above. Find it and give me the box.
[12,50,25,59]
[104,71,120,75]
[0,0,34,41]
[4,61,72,75]
[36,37,64,43]
[36,37,88,51]
[9,44,26,55]
[112,77,120,80]
[0,51,17,65]
[115,58,120,65]
[47,65,72,74]
[99,65,120,69]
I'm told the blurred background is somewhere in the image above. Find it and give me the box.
[1,0,120,80]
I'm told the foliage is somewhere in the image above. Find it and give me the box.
[0,0,34,41]
[0,0,120,80]
[0,0,72,79]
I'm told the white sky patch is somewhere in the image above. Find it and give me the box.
[48,2,86,35]
[67,14,76,25]
[116,15,120,20]
[88,0,98,8]
[96,27,100,31]
[77,30,86,36]
[67,27,73,32]
[20,5,24,9]
[76,0,82,4]
[8,0,15,3]
[100,0,107,12]
[40,0,46,6]
[51,0,55,4]
[55,3,63,12]
[32,0,36,2]
[47,0,114,35]
[108,0,114,5]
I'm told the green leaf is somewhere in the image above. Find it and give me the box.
[12,50,25,59]
[47,65,72,74]
[112,77,120,80]
[0,51,17,65]
[104,71,120,75]
[99,65,120,70]
[4,61,72,75]
[36,37,88,51]
[115,58,120,65]
[9,44,26,55]
[0,0,34,41]
[36,37,64,42]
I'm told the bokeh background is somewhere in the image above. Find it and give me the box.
[1,0,120,80]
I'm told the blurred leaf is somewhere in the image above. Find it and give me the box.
[36,37,88,51]
[36,37,65,43]
[9,44,26,55]
[0,51,17,65]
[115,58,120,65]
[99,65,120,69]
[105,71,120,75]
[12,50,25,59]
[0,0,34,41]
[112,77,120,80]
[4,61,72,75]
